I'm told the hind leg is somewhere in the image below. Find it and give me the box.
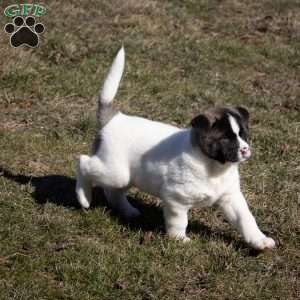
[104,188,141,220]
[76,154,133,211]
[76,155,92,208]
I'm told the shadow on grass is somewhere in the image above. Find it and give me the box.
[0,167,164,228]
[1,167,257,254]
[0,167,81,208]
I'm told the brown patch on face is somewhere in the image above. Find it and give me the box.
[190,106,250,164]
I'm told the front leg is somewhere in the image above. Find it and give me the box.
[219,192,275,250]
[163,202,190,243]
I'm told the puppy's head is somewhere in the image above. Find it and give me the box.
[191,106,251,164]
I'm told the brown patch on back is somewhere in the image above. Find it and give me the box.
[93,96,119,155]
[91,133,102,155]
[97,102,118,128]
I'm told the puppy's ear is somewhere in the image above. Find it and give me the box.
[191,114,210,129]
[236,106,249,123]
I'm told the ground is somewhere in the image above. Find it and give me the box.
[0,0,299,299]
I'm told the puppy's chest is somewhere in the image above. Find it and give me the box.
[167,168,237,207]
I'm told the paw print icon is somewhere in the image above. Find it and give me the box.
[4,16,45,48]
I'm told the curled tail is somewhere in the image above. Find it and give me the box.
[97,46,125,127]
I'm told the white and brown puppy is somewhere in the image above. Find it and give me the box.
[76,47,275,250]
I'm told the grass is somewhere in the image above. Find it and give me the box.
[0,0,299,299]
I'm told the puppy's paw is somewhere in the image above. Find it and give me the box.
[168,233,191,243]
[250,236,276,250]
[76,155,92,208]
[181,236,191,243]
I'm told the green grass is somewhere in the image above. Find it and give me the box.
[0,0,299,299]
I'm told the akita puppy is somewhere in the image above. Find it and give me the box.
[76,47,275,250]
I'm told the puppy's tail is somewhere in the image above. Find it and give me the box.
[97,46,125,127]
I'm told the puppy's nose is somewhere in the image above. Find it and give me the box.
[240,146,249,155]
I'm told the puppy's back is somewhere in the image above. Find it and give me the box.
[98,112,182,160]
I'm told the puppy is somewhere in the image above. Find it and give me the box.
[76,47,275,250]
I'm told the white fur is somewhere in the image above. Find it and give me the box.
[229,115,251,161]
[76,48,275,250]
[100,46,125,104]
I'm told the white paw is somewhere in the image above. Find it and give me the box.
[78,197,90,209]
[76,156,92,209]
[250,236,276,250]
[182,236,191,243]
[168,233,191,243]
